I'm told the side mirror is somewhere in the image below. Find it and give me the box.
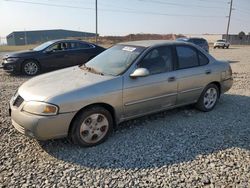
[130,68,149,78]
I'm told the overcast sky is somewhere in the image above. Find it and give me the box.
[0,0,249,37]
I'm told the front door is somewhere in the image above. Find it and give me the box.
[122,46,178,119]
[41,42,71,69]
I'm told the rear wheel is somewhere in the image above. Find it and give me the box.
[69,106,113,147]
[22,60,40,76]
[195,84,219,112]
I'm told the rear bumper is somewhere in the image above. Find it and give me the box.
[221,77,233,93]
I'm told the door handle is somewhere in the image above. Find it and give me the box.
[205,70,212,74]
[168,76,176,82]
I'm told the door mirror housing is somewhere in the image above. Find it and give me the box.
[130,68,150,78]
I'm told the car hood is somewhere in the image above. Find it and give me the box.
[4,50,39,58]
[18,66,114,101]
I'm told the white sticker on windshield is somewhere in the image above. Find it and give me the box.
[122,46,136,52]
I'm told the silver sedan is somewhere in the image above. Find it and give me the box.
[10,40,233,147]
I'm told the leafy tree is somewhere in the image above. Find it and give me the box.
[238,31,245,39]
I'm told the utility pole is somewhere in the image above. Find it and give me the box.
[95,0,98,44]
[226,0,233,41]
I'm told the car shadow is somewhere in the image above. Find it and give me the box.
[229,60,240,64]
[38,94,250,169]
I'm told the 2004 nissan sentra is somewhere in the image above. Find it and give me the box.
[10,40,233,147]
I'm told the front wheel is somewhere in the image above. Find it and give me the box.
[22,60,40,76]
[195,84,219,112]
[69,106,113,147]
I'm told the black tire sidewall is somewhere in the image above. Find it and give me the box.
[70,106,113,147]
[22,60,40,76]
[196,84,219,112]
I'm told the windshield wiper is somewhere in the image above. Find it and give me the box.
[80,64,104,75]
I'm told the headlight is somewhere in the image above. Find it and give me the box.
[6,57,19,62]
[22,101,59,116]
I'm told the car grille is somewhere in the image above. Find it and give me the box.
[13,95,24,107]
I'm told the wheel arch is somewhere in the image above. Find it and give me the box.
[208,81,221,97]
[21,58,41,72]
[68,103,117,136]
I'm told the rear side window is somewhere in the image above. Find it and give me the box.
[176,46,199,69]
[77,42,93,49]
[70,42,93,49]
[198,52,209,65]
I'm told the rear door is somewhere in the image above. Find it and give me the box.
[122,46,178,119]
[174,45,212,105]
[72,42,97,65]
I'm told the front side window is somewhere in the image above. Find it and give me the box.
[138,46,173,74]
[47,42,68,52]
[176,46,199,69]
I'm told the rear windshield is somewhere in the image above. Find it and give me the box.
[189,39,207,44]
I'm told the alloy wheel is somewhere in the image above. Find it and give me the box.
[24,62,38,75]
[203,88,218,109]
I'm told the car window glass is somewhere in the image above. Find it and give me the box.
[176,46,199,69]
[138,46,173,74]
[190,39,203,44]
[199,52,209,66]
[77,42,92,49]
[47,42,67,52]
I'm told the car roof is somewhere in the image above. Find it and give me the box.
[119,40,188,48]
[48,39,92,44]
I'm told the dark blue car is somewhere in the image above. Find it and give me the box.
[176,37,209,53]
[1,39,105,76]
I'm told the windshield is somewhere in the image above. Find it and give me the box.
[83,45,145,76]
[33,41,55,51]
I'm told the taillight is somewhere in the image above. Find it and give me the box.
[221,65,232,80]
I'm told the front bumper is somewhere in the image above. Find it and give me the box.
[10,97,77,140]
[1,59,22,73]
[221,77,233,93]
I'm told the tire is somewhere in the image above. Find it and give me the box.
[226,46,229,49]
[195,84,219,112]
[22,60,40,76]
[69,106,113,147]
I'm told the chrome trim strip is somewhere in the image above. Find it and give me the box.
[125,93,177,106]
[121,100,197,122]
[179,87,203,94]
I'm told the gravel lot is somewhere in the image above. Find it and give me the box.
[0,46,250,187]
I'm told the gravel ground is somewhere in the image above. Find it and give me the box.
[1,46,250,187]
